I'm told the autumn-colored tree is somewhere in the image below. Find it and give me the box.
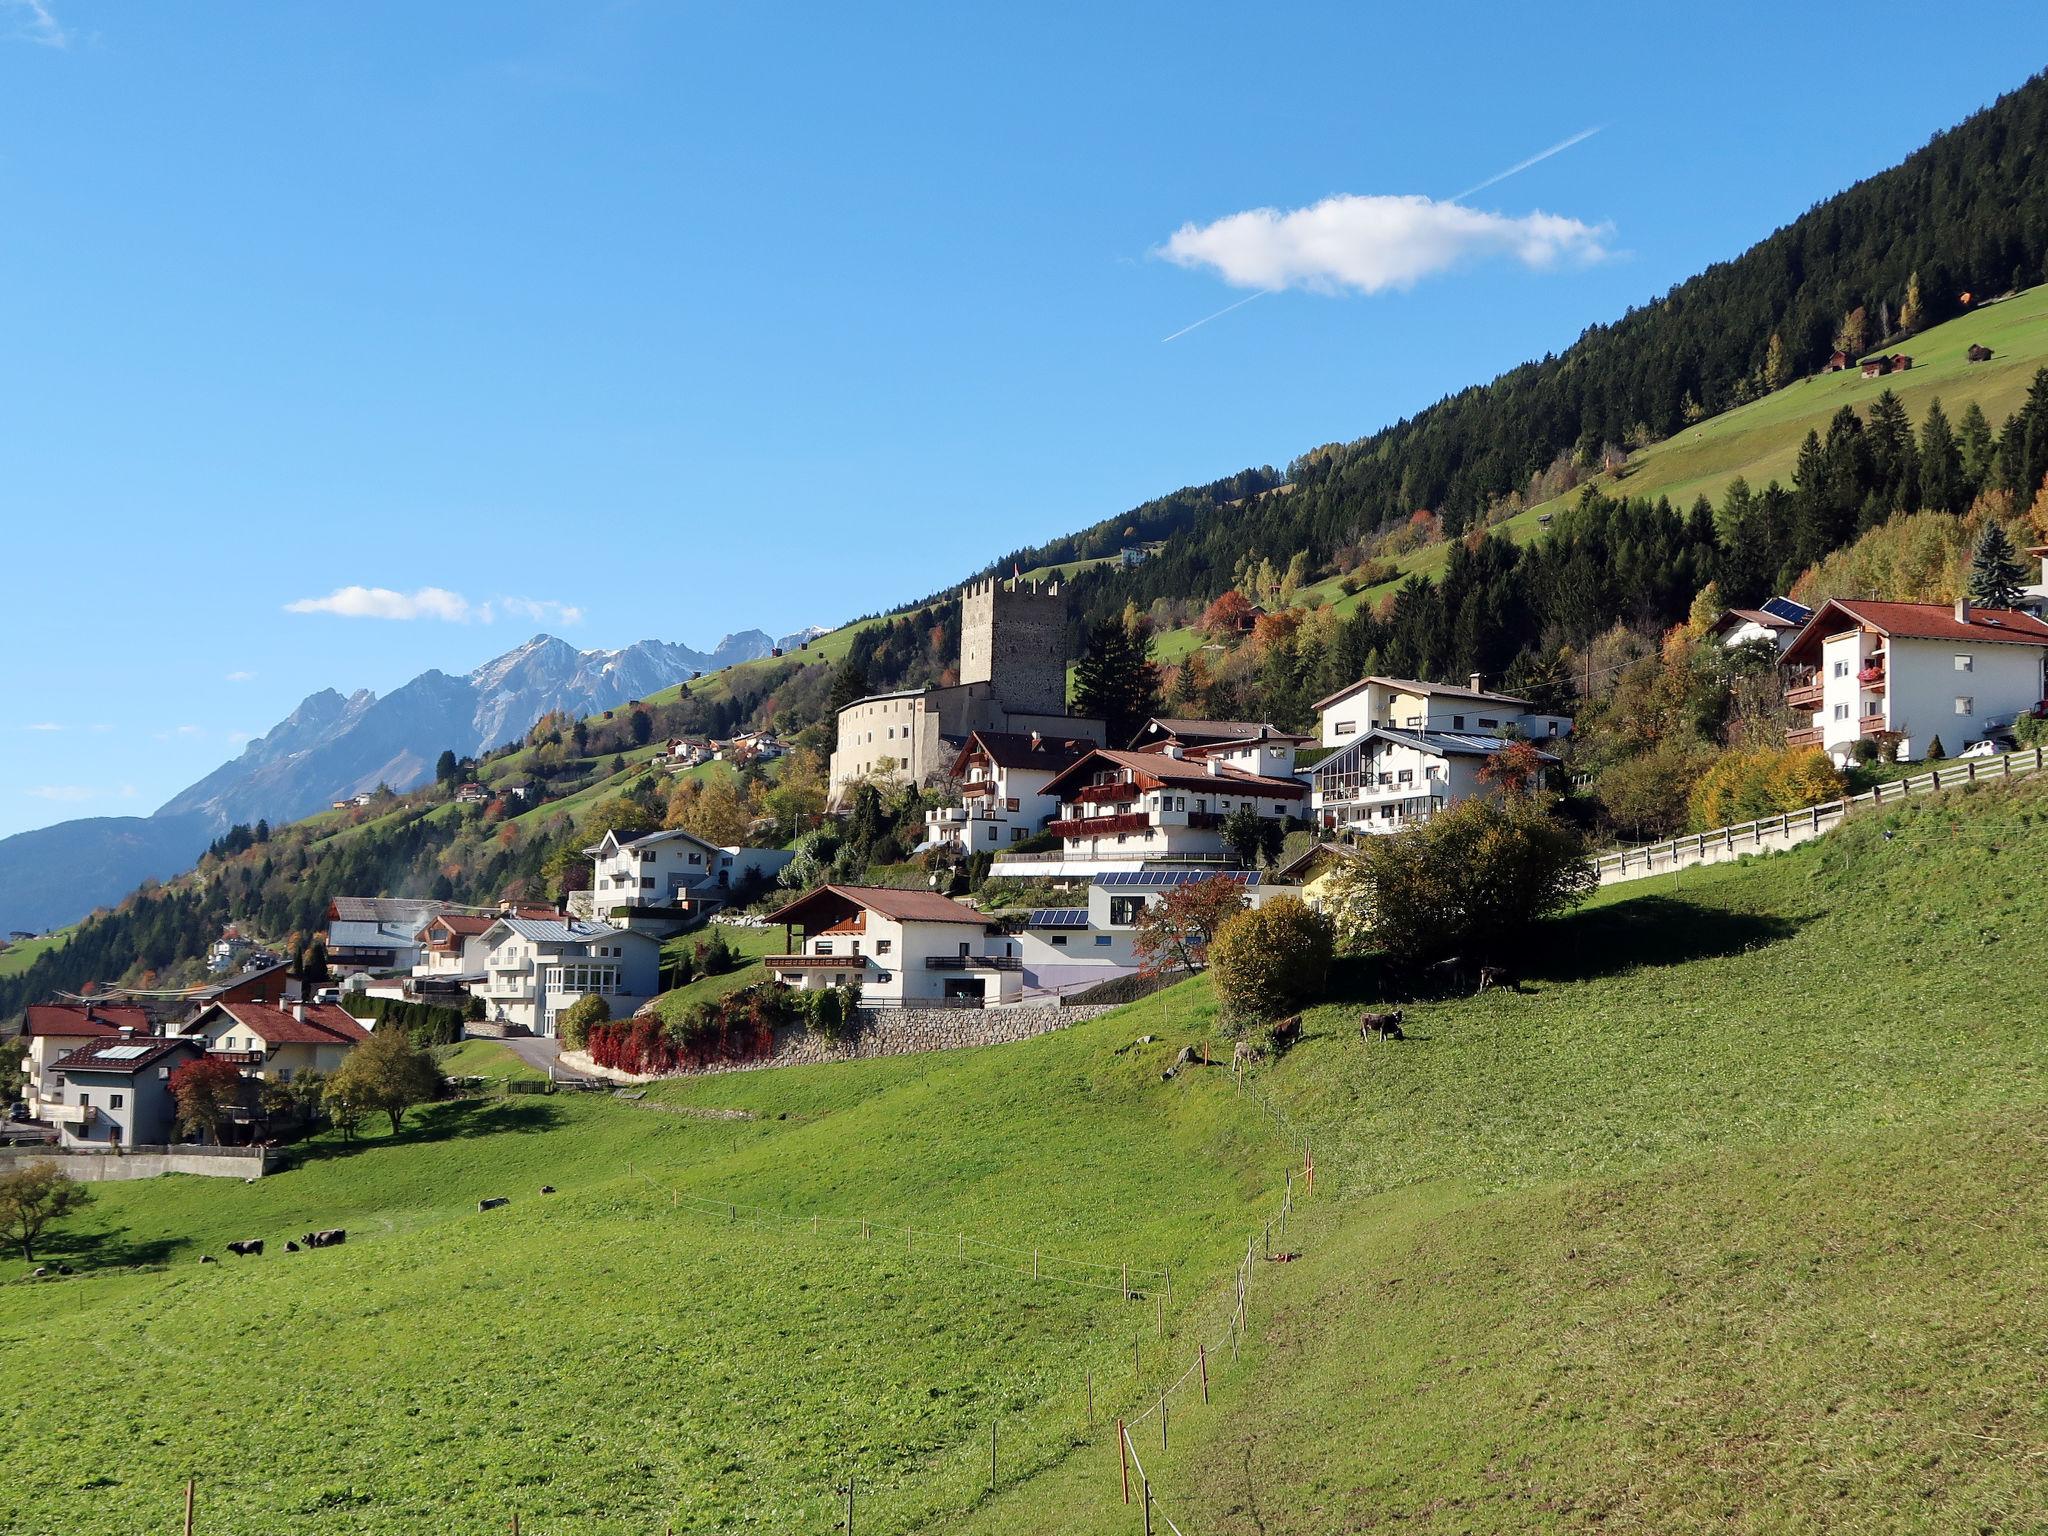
[0,1162,92,1261]
[1133,877,1250,976]
[1208,898,1334,1027]
[326,1028,439,1136]
[169,1055,247,1145]
[1834,305,1869,357]
[1200,589,1256,638]
[1477,740,1546,797]
[1762,331,1788,391]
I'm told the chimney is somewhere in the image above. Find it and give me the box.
[292,1001,306,1022]
[117,1025,136,1039]
[1469,671,1484,692]
[1206,757,1222,777]
[1164,743,1184,760]
[1955,596,1973,623]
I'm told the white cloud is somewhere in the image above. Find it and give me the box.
[284,585,474,622]
[225,670,256,683]
[176,724,204,736]
[499,596,586,627]
[27,783,135,803]
[4,0,67,47]
[23,721,61,732]
[1159,193,1612,296]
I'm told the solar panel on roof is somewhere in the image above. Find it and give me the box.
[1027,908,1089,929]
[96,1044,151,1060]
[1091,869,1258,889]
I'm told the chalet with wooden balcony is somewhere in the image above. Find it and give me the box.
[1311,674,1572,750]
[1008,744,1307,875]
[177,1000,373,1085]
[764,885,1023,1008]
[1780,598,2048,763]
[922,729,1095,857]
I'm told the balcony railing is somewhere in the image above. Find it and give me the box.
[961,779,1000,798]
[1785,726,1822,748]
[925,954,1023,971]
[208,1050,266,1066]
[766,954,870,970]
[1857,665,1886,690]
[1073,781,1138,807]
[1047,811,1150,838]
[1858,714,1890,736]
[1784,680,1824,709]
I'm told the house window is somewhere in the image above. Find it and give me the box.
[1833,704,1850,721]
[816,942,833,956]
[1051,935,1068,948]
[1477,717,1496,728]
[1452,715,1465,729]
[641,877,654,889]
[1333,720,1354,736]
[875,939,892,954]
[1011,828,1025,842]
[1095,935,1112,947]
[1955,654,1974,671]
[1109,896,1145,926]
[1956,696,1973,715]
[850,940,862,955]
[77,1093,89,1108]
[1005,797,1020,812]
[1832,659,1851,678]
[110,1093,124,1110]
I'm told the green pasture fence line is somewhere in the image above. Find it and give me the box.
[1594,742,2048,885]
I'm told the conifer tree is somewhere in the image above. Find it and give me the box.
[1072,617,1162,748]
[1967,522,2027,609]
[1918,398,1965,514]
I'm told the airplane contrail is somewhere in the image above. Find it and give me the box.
[1451,124,1603,202]
[1159,124,1604,342]
[1160,288,1270,343]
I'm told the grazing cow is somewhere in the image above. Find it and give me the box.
[301,1229,347,1249]
[225,1239,264,1257]
[54,1264,73,1275]
[1232,1039,1260,1073]
[1359,1009,1406,1043]
[284,1241,301,1253]
[478,1196,510,1212]
[1475,966,1515,995]
[1269,1015,1302,1053]
[28,1266,47,1279]
[539,1185,556,1195]
[199,1255,218,1264]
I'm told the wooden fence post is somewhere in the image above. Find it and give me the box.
[1142,1478,1154,1536]
[183,1478,195,1536]
[991,1419,998,1491]
[1199,1342,1209,1403]
[1133,1333,1140,1376]
[1118,1419,1130,1504]
[1033,1247,1039,1280]
[1160,1393,1168,1449]
[1087,1367,1094,1427]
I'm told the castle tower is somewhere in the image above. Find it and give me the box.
[959,578,1068,716]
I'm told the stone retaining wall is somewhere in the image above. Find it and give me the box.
[0,1145,278,1182]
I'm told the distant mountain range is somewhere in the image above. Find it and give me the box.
[0,627,804,935]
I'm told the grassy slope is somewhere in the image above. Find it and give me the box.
[0,927,69,978]
[8,725,2048,1535]
[650,922,786,1022]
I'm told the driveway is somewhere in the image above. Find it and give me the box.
[498,1034,603,1083]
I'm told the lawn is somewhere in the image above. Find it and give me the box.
[433,1037,546,1082]
[0,927,69,978]
[6,777,2048,1533]
[650,922,787,1022]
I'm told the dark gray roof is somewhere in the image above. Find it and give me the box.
[1311,728,1559,773]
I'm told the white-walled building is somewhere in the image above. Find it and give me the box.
[18,1003,154,1126]
[764,885,1024,1008]
[1014,869,1301,995]
[1782,598,2048,763]
[988,745,1305,878]
[1311,729,1558,834]
[474,916,662,1037]
[414,912,498,979]
[923,729,1095,856]
[42,1034,203,1149]
[584,828,795,917]
[323,897,445,975]
[177,1001,371,1085]
[1311,676,1571,750]
[1708,596,1813,653]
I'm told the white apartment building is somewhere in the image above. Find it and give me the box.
[473,916,662,1037]
[1310,729,1558,834]
[1782,598,2048,763]
[17,1003,153,1124]
[923,729,1095,856]
[1311,675,1571,749]
[764,884,1024,1008]
[584,828,795,916]
[412,913,498,979]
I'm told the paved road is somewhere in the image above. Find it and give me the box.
[498,1034,603,1083]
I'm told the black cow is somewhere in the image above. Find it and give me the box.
[478,1196,510,1212]
[1360,1009,1406,1043]
[226,1239,264,1257]
[539,1185,556,1195]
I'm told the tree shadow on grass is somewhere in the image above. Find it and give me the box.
[29,1225,180,1271]
[282,1097,562,1168]
[1520,898,1803,986]
[1314,899,1802,1010]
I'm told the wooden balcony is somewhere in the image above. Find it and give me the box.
[1785,726,1822,748]
[1073,781,1139,807]
[924,955,1023,971]
[766,954,869,971]
[961,779,1000,798]
[1048,811,1149,838]
[1784,680,1824,710]
[1858,714,1891,737]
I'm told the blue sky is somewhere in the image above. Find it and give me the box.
[3,1,2044,838]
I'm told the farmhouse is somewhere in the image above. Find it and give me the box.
[764,884,1023,1008]
[1782,597,2048,763]
[828,579,1103,800]
[413,912,497,980]
[1310,728,1558,834]
[42,1033,202,1149]
[922,729,1095,855]
[1312,674,1571,749]
[473,915,661,1037]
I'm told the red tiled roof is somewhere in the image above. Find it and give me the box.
[427,913,496,938]
[1043,749,1307,800]
[198,1002,373,1048]
[950,730,1096,774]
[21,1003,152,1039]
[52,1036,199,1074]
[1784,599,2048,664]
[766,884,993,928]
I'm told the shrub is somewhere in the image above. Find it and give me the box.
[1687,746,1845,830]
[586,983,795,1075]
[1324,795,1594,967]
[557,993,611,1051]
[1208,897,1334,1028]
[341,994,465,1048]
[802,984,862,1044]
[1927,735,1948,760]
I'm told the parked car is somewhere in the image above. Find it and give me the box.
[6,1101,28,1123]
[1959,738,2011,759]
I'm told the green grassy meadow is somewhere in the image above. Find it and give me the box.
[0,927,69,977]
[6,779,2048,1533]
